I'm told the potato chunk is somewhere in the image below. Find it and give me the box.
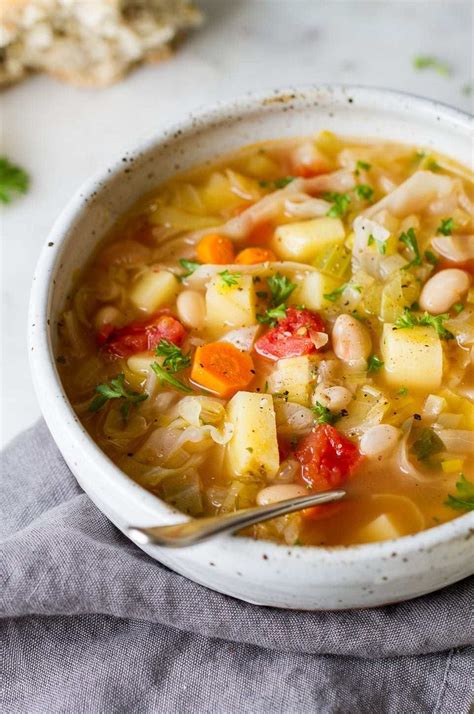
[381,323,443,391]
[267,356,316,406]
[271,217,345,261]
[357,514,402,543]
[205,273,256,336]
[225,392,279,480]
[130,270,179,314]
[290,271,343,311]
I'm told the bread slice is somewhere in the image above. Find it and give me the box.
[0,0,202,86]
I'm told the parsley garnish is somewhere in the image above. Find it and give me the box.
[0,157,30,204]
[323,191,352,218]
[267,272,296,305]
[367,233,387,255]
[411,427,445,462]
[413,55,451,76]
[355,160,371,175]
[323,282,360,303]
[259,176,295,190]
[155,339,191,372]
[445,474,474,511]
[367,355,384,373]
[437,217,455,236]
[219,270,241,287]
[151,362,192,393]
[355,184,374,201]
[257,304,287,326]
[394,308,454,340]
[453,302,465,314]
[312,401,340,425]
[399,227,422,269]
[424,250,439,266]
[397,387,409,396]
[88,373,148,419]
[179,258,201,279]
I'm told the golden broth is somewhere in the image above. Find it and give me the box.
[58,133,474,546]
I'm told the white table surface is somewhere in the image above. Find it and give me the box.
[1,0,472,448]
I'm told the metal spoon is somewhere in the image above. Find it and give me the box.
[127,489,345,547]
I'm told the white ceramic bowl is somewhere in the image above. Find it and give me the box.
[29,86,474,609]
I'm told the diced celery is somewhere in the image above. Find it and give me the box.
[380,271,420,323]
[160,471,204,517]
[441,459,464,474]
[316,243,352,279]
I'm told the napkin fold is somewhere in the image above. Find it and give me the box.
[1,421,473,713]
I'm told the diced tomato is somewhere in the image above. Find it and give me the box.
[295,424,363,492]
[254,307,327,360]
[100,312,186,358]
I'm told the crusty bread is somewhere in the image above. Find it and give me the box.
[0,0,202,86]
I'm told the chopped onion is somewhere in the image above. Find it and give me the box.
[434,429,474,455]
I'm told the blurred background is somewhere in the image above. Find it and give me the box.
[1,0,473,447]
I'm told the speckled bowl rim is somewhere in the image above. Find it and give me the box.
[29,84,474,566]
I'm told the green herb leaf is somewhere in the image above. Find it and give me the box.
[453,302,465,314]
[219,269,241,287]
[274,176,295,189]
[367,233,386,255]
[394,308,454,340]
[151,362,192,392]
[155,339,191,372]
[437,217,455,236]
[179,258,201,279]
[424,250,439,266]
[367,355,384,373]
[323,281,361,303]
[88,373,148,416]
[0,157,30,204]
[397,387,409,396]
[445,474,474,511]
[257,303,287,326]
[411,427,445,462]
[399,227,422,269]
[323,191,352,218]
[413,55,452,76]
[267,272,296,306]
[312,401,340,425]
[355,184,374,201]
[355,160,372,175]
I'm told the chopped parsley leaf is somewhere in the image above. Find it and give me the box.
[151,362,192,393]
[367,355,384,373]
[267,272,296,306]
[453,302,465,314]
[355,160,371,175]
[179,258,201,279]
[323,191,352,218]
[437,217,455,236]
[155,339,191,372]
[218,269,241,287]
[399,227,422,269]
[445,474,474,511]
[397,387,409,396]
[88,373,148,419]
[312,401,341,426]
[0,157,30,204]
[424,250,439,266]
[257,303,287,326]
[413,55,451,76]
[259,176,295,190]
[323,282,360,303]
[368,233,387,255]
[355,184,374,201]
[394,308,454,340]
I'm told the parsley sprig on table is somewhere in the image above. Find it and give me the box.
[88,373,148,419]
[445,474,474,512]
[394,308,454,340]
[0,157,29,204]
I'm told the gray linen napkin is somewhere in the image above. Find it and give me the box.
[1,421,473,714]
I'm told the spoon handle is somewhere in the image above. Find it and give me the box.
[127,489,345,548]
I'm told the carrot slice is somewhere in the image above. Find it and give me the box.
[196,234,235,264]
[191,342,255,397]
[235,247,277,265]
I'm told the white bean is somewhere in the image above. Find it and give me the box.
[256,484,308,506]
[176,290,206,329]
[419,269,471,315]
[360,424,401,458]
[94,305,122,330]
[332,314,372,363]
[315,385,353,411]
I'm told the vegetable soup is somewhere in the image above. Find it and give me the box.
[58,132,474,546]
